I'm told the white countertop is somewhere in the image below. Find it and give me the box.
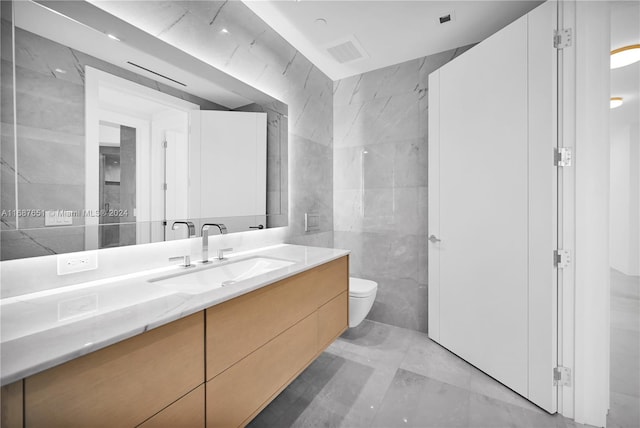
[0,244,349,386]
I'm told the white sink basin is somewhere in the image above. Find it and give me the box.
[149,256,296,295]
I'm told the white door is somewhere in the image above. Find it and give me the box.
[428,2,557,413]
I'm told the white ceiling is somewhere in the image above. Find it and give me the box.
[242,0,544,80]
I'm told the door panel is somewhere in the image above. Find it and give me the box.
[192,111,267,218]
[439,15,529,396]
[428,1,556,413]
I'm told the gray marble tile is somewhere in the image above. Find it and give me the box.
[610,331,640,397]
[418,236,429,286]
[14,29,84,87]
[606,392,640,428]
[336,320,420,370]
[93,1,189,40]
[249,353,374,428]
[393,138,428,188]
[362,142,395,189]
[335,92,422,148]
[286,231,334,249]
[16,89,84,136]
[333,145,365,191]
[17,183,84,229]
[339,365,398,428]
[367,278,426,332]
[17,131,84,187]
[288,134,333,241]
[335,59,421,107]
[250,319,591,428]
[399,336,473,390]
[467,391,530,428]
[391,187,420,236]
[467,365,546,414]
[0,230,53,259]
[333,231,365,277]
[360,232,419,281]
[373,369,471,428]
[333,189,363,233]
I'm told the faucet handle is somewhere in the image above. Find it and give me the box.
[169,255,193,268]
[217,248,233,260]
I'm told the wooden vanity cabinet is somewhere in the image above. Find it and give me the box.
[5,255,348,428]
[1,381,23,428]
[206,256,349,427]
[23,312,204,428]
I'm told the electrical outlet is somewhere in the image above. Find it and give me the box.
[45,210,73,226]
[57,251,98,275]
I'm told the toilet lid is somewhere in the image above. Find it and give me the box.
[349,277,377,298]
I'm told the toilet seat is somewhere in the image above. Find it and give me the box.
[349,277,377,298]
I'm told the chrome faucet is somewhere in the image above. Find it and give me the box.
[200,223,228,263]
[168,255,193,268]
[171,221,195,237]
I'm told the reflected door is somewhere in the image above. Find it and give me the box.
[189,111,267,222]
[98,124,136,248]
[428,2,557,413]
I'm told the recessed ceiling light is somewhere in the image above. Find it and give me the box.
[611,44,640,69]
[315,18,327,26]
[610,97,623,109]
[54,68,66,74]
[107,33,121,41]
[221,28,229,34]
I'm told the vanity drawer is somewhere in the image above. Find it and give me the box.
[138,385,205,428]
[318,291,349,350]
[312,256,349,306]
[24,312,204,428]
[206,266,318,380]
[206,313,318,428]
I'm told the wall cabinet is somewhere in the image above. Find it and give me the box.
[1,256,348,428]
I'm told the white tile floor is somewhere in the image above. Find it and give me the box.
[249,270,639,428]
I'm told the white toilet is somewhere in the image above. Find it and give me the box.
[348,277,378,328]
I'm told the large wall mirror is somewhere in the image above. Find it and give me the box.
[0,0,288,261]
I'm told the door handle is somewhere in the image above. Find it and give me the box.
[428,235,441,243]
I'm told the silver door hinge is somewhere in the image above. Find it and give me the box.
[162,140,168,149]
[554,29,572,49]
[554,249,571,268]
[553,366,571,386]
[555,147,572,167]
[163,183,168,190]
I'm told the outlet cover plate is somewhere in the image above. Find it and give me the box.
[57,251,98,275]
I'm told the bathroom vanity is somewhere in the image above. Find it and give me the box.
[0,245,349,428]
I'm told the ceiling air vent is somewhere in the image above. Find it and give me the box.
[325,36,368,64]
[438,11,455,24]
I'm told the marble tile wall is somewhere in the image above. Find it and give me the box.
[333,46,473,332]
[92,0,334,248]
